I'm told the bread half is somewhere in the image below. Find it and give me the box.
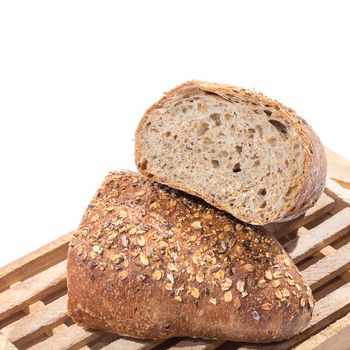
[135,81,327,224]
[67,171,313,342]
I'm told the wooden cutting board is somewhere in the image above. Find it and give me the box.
[1,148,350,350]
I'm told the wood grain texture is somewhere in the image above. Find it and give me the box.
[169,339,224,350]
[0,261,66,322]
[2,295,67,344]
[0,233,71,293]
[325,147,350,187]
[101,338,162,350]
[294,312,350,350]
[28,324,100,350]
[302,241,350,289]
[0,333,18,350]
[284,207,350,263]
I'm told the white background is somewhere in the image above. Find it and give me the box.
[0,1,349,266]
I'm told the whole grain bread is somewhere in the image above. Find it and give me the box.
[135,80,327,225]
[67,171,314,342]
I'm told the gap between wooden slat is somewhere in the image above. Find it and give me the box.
[0,261,66,322]
[0,232,71,293]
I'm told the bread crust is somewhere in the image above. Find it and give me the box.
[134,80,327,224]
[67,171,313,342]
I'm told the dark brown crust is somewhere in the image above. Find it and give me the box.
[67,171,313,342]
[134,80,327,225]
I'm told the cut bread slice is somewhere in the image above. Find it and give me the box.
[135,81,327,225]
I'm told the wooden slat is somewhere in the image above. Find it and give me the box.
[294,312,350,350]
[28,324,100,350]
[237,283,350,350]
[169,339,224,350]
[325,147,350,187]
[0,233,71,292]
[302,241,350,289]
[0,261,66,322]
[101,338,161,350]
[0,333,18,350]
[2,295,68,344]
[284,207,350,263]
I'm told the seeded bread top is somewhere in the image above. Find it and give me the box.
[68,171,313,341]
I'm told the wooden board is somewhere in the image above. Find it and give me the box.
[1,149,350,350]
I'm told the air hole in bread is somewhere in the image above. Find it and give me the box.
[248,128,256,134]
[260,201,267,208]
[224,113,234,121]
[264,109,272,116]
[268,138,277,146]
[211,160,220,168]
[253,159,261,167]
[140,159,148,171]
[203,137,213,145]
[258,188,267,196]
[236,146,242,155]
[256,125,263,137]
[218,150,229,157]
[210,113,222,126]
[165,131,171,137]
[173,134,178,140]
[197,122,209,136]
[285,159,289,167]
[285,186,294,197]
[269,119,288,135]
[233,163,241,173]
[205,91,221,98]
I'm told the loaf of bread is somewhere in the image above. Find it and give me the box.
[67,171,314,342]
[135,80,327,225]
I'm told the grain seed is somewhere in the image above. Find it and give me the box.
[152,270,162,281]
[140,252,149,266]
[275,290,283,300]
[265,270,273,280]
[224,291,233,303]
[165,283,173,291]
[272,280,281,288]
[209,297,217,305]
[196,272,205,283]
[118,270,128,280]
[191,287,200,299]
[191,221,202,230]
[257,279,267,288]
[237,279,245,293]
[137,236,145,247]
[252,311,260,321]
[244,264,255,272]
[261,303,272,311]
